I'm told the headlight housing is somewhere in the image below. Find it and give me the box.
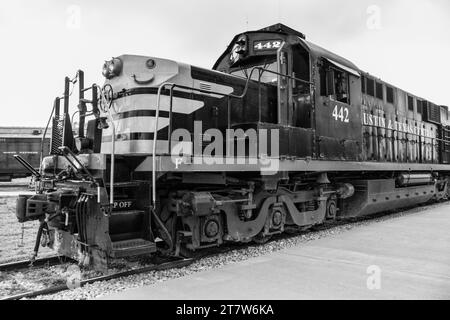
[102,57,123,79]
[41,157,54,173]
[229,34,248,65]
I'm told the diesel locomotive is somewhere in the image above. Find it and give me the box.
[15,24,450,269]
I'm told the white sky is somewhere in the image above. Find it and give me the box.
[0,0,449,126]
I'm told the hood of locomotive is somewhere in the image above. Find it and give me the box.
[101,55,236,155]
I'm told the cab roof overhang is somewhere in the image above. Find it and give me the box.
[213,23,360,77]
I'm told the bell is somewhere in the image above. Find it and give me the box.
[97,117,109,130]
[316,172,330,184]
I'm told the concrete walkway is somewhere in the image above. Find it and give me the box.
[102,204,450,300]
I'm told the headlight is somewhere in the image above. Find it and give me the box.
[229,34,248,64]
[41,157,54,173]
[102,64,109,78]
[102,57,123,79]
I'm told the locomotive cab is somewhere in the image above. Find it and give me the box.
[214,23,313,129]
[211,24,317,159]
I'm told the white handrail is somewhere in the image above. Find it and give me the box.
[107,108,115,207]
[98,84,116,209]
[152,83,175,210]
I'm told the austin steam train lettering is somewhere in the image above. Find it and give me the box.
[362,112,434,138]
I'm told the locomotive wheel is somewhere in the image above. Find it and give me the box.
[326,198,337,220]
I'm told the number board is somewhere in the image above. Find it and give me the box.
[253,40,282,51]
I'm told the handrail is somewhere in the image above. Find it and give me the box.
[151,65,309,208]
[106,106,116,207]
[13,155,41,178]
[152,83,175,210]
[98,84,115,209]
[39,99,58,176]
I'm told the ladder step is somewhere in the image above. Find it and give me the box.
[111,210,144,216]
[111,238,156,258]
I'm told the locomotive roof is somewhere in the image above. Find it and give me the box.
[304,40,360,75]
[260,24,360,72]
[213,23,360,74]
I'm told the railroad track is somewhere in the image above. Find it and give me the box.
[0,257,194,300]
[0,242,248,301]
[0,256,74,272]
[1,200,446,300]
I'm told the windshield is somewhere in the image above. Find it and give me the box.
[230,58,278,84]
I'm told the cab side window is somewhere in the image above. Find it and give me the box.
[320,66,350,104]
[334,70,349,104]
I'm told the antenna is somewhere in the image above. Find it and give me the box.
[246,14,249,30]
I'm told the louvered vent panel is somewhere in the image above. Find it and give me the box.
[199,82,212,91]
[423,102,441,124]
[429,104,441,123]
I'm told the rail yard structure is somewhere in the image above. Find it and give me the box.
[0,127,50,181]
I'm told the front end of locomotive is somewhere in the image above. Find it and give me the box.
[13,50,262,268]
[14,55,211,268]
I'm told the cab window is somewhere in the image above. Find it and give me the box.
[320,67,350,104]
[229,57,278,84]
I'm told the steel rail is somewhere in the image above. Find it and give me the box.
[0,256,75,272]
[0,257,193,301]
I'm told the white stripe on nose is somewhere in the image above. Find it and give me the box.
[103,117,170,136]
[113,94,205,114]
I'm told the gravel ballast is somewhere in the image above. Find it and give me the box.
[0,195,53,264]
